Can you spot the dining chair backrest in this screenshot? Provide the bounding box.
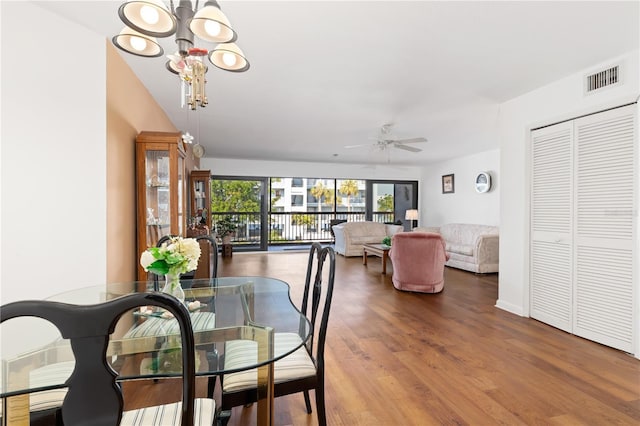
[195,235,219,279]
[301,244,336,374]
[0,293,197,426]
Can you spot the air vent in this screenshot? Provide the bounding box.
[585,65,620,93]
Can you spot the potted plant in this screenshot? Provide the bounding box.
[215,216,237,244]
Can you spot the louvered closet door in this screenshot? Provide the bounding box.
[574,104,636,352]
[530,121,574,332]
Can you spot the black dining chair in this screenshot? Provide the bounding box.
[0,292,217,425]
[217,243,336,426]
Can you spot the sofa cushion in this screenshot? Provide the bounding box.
[351,236,381,245]
[346,222,387,238]
[447,243,474,256]
[440,223,498,245]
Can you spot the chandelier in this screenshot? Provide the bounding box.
[112,0,249,110]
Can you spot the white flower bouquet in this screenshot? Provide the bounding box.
[140,236,201,276]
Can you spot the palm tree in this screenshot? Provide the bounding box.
[310,182,332,212]
[339,180,359,212]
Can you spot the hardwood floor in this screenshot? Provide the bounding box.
[123,250,640,425]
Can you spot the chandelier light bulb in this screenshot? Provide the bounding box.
[140,5,160,24]
[130,35,148,51]
[222,52,237,67]
[209,43,249,72]
[204,20,222,37]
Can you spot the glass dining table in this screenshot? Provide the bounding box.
[1,276,310,426]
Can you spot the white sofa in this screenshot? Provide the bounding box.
[333,222,403,257]
[413,223,499,273]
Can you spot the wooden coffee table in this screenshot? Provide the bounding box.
[363,243,391,274]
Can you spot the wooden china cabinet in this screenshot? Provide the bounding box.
[136,131,187,280]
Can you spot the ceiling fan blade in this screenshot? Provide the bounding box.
[344,143,372,149]
[394,137,427,144]
[394,144,422,153]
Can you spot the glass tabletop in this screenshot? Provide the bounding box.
[1,276,310,397]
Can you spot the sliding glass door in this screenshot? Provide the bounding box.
[210,177,268,251]
[368,181,418,231]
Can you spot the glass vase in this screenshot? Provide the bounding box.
[162,273,185,304]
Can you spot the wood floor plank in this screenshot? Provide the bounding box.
[122,250,640,425]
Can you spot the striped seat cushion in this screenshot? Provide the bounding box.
[0,391,68,418]
[0,361,73,417]
[121,398,216,425]
[27,360,74,412]
[123,312,216,339]
[222,332,316,393]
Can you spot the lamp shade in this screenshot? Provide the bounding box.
[405,209,419,221]
[209,43,250,72]
[112,27,164,57]
[189,1,237,43]
[118,0,177,38]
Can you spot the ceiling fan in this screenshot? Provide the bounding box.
[345,123,428,153]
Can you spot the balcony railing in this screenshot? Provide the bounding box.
[211,211,396,245]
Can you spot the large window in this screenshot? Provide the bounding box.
[211,176,417,249]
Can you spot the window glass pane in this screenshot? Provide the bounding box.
[336,179,366,220]
[210,179,263,245]
[306,178,334,212]
[373,183,394,222]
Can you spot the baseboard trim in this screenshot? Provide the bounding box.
[495,299,525,317]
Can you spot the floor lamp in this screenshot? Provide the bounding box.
[405,209,419,229]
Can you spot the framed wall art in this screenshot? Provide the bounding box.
[442,174,454,194]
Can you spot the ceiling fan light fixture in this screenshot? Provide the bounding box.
[209,43,250,72]
[118,0,177,37]
[189,0,237,43]
[112,26,164,57]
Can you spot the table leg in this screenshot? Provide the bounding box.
[256,363,274,426]
[255,326,274,426]
[382,251,388,275]
[363,249,368,265]
[3,366,30,426]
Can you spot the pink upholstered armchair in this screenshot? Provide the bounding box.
[388,232,449,293]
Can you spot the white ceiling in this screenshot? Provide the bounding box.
[38,1,639,166]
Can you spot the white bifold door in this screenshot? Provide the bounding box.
[530,103,637,353]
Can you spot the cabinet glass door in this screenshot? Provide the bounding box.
[145,150,171,247]
[178,155,184,236]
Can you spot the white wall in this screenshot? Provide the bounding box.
[420,149,500,227]
[1,2,107,304]
[497,51,639,324]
